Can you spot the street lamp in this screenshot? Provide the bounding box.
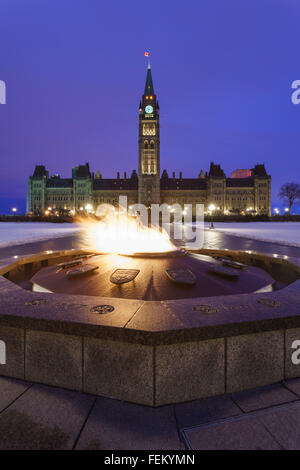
[11,207,17,215]
[208,204,216,229]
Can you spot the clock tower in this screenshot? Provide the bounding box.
[138,62,160,206]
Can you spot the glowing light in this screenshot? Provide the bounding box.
[85,204,93,212]
[79,211,176,255]
[273,253,288,259]
[12,207,17,213]
[208,204,216,212]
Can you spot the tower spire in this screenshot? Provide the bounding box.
[144,63,154,96]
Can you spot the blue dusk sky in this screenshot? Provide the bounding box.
[0,0,300,214]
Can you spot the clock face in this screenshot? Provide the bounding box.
[145,105,153,114]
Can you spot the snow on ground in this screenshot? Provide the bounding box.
[203,222,300,247]
[0,222,81,248]
[1,221,300,250]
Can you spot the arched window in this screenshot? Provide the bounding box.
[150,140,155,149]
[144,140,149,149]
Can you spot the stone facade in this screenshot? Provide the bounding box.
[26,66,271,216]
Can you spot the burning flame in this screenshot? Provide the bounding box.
[79,211,176,255]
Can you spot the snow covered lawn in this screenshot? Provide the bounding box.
[204,222,300,247]
[1,221,299,250]
[0,222,81,247]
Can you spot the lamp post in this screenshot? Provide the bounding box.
[11,207,17,216]
[208,204,216,229]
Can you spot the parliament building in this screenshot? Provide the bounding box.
[27,64,271,216]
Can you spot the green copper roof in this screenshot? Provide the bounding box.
[144,65,154,96]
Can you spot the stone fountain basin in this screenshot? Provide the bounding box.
[30,252,275,300]
[0,248,300,406]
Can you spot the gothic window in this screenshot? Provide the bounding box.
[142,137,157,175]
[142,148,157,175]
[143,124,156,136]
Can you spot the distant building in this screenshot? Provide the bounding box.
[27,64,271,216]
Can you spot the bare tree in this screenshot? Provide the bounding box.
[278,183,300,214]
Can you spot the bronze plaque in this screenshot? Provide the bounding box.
[209,265,239,279]
[57,259,83,270]
[67,264,99,278]
[166,269,196,285]
[222,259,247,270]
[110,269,140,284]
[258,298,282,308]
[193,305,217,314]
[25,299,48,306]
[91,305,115,314]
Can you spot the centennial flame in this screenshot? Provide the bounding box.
[79,211,176,255]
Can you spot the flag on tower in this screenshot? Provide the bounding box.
[144,51,150,57]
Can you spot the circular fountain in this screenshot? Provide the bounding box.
[29,213,275,300]
[30,250,275,300]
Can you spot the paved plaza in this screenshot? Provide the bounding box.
[1,376,300,449]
